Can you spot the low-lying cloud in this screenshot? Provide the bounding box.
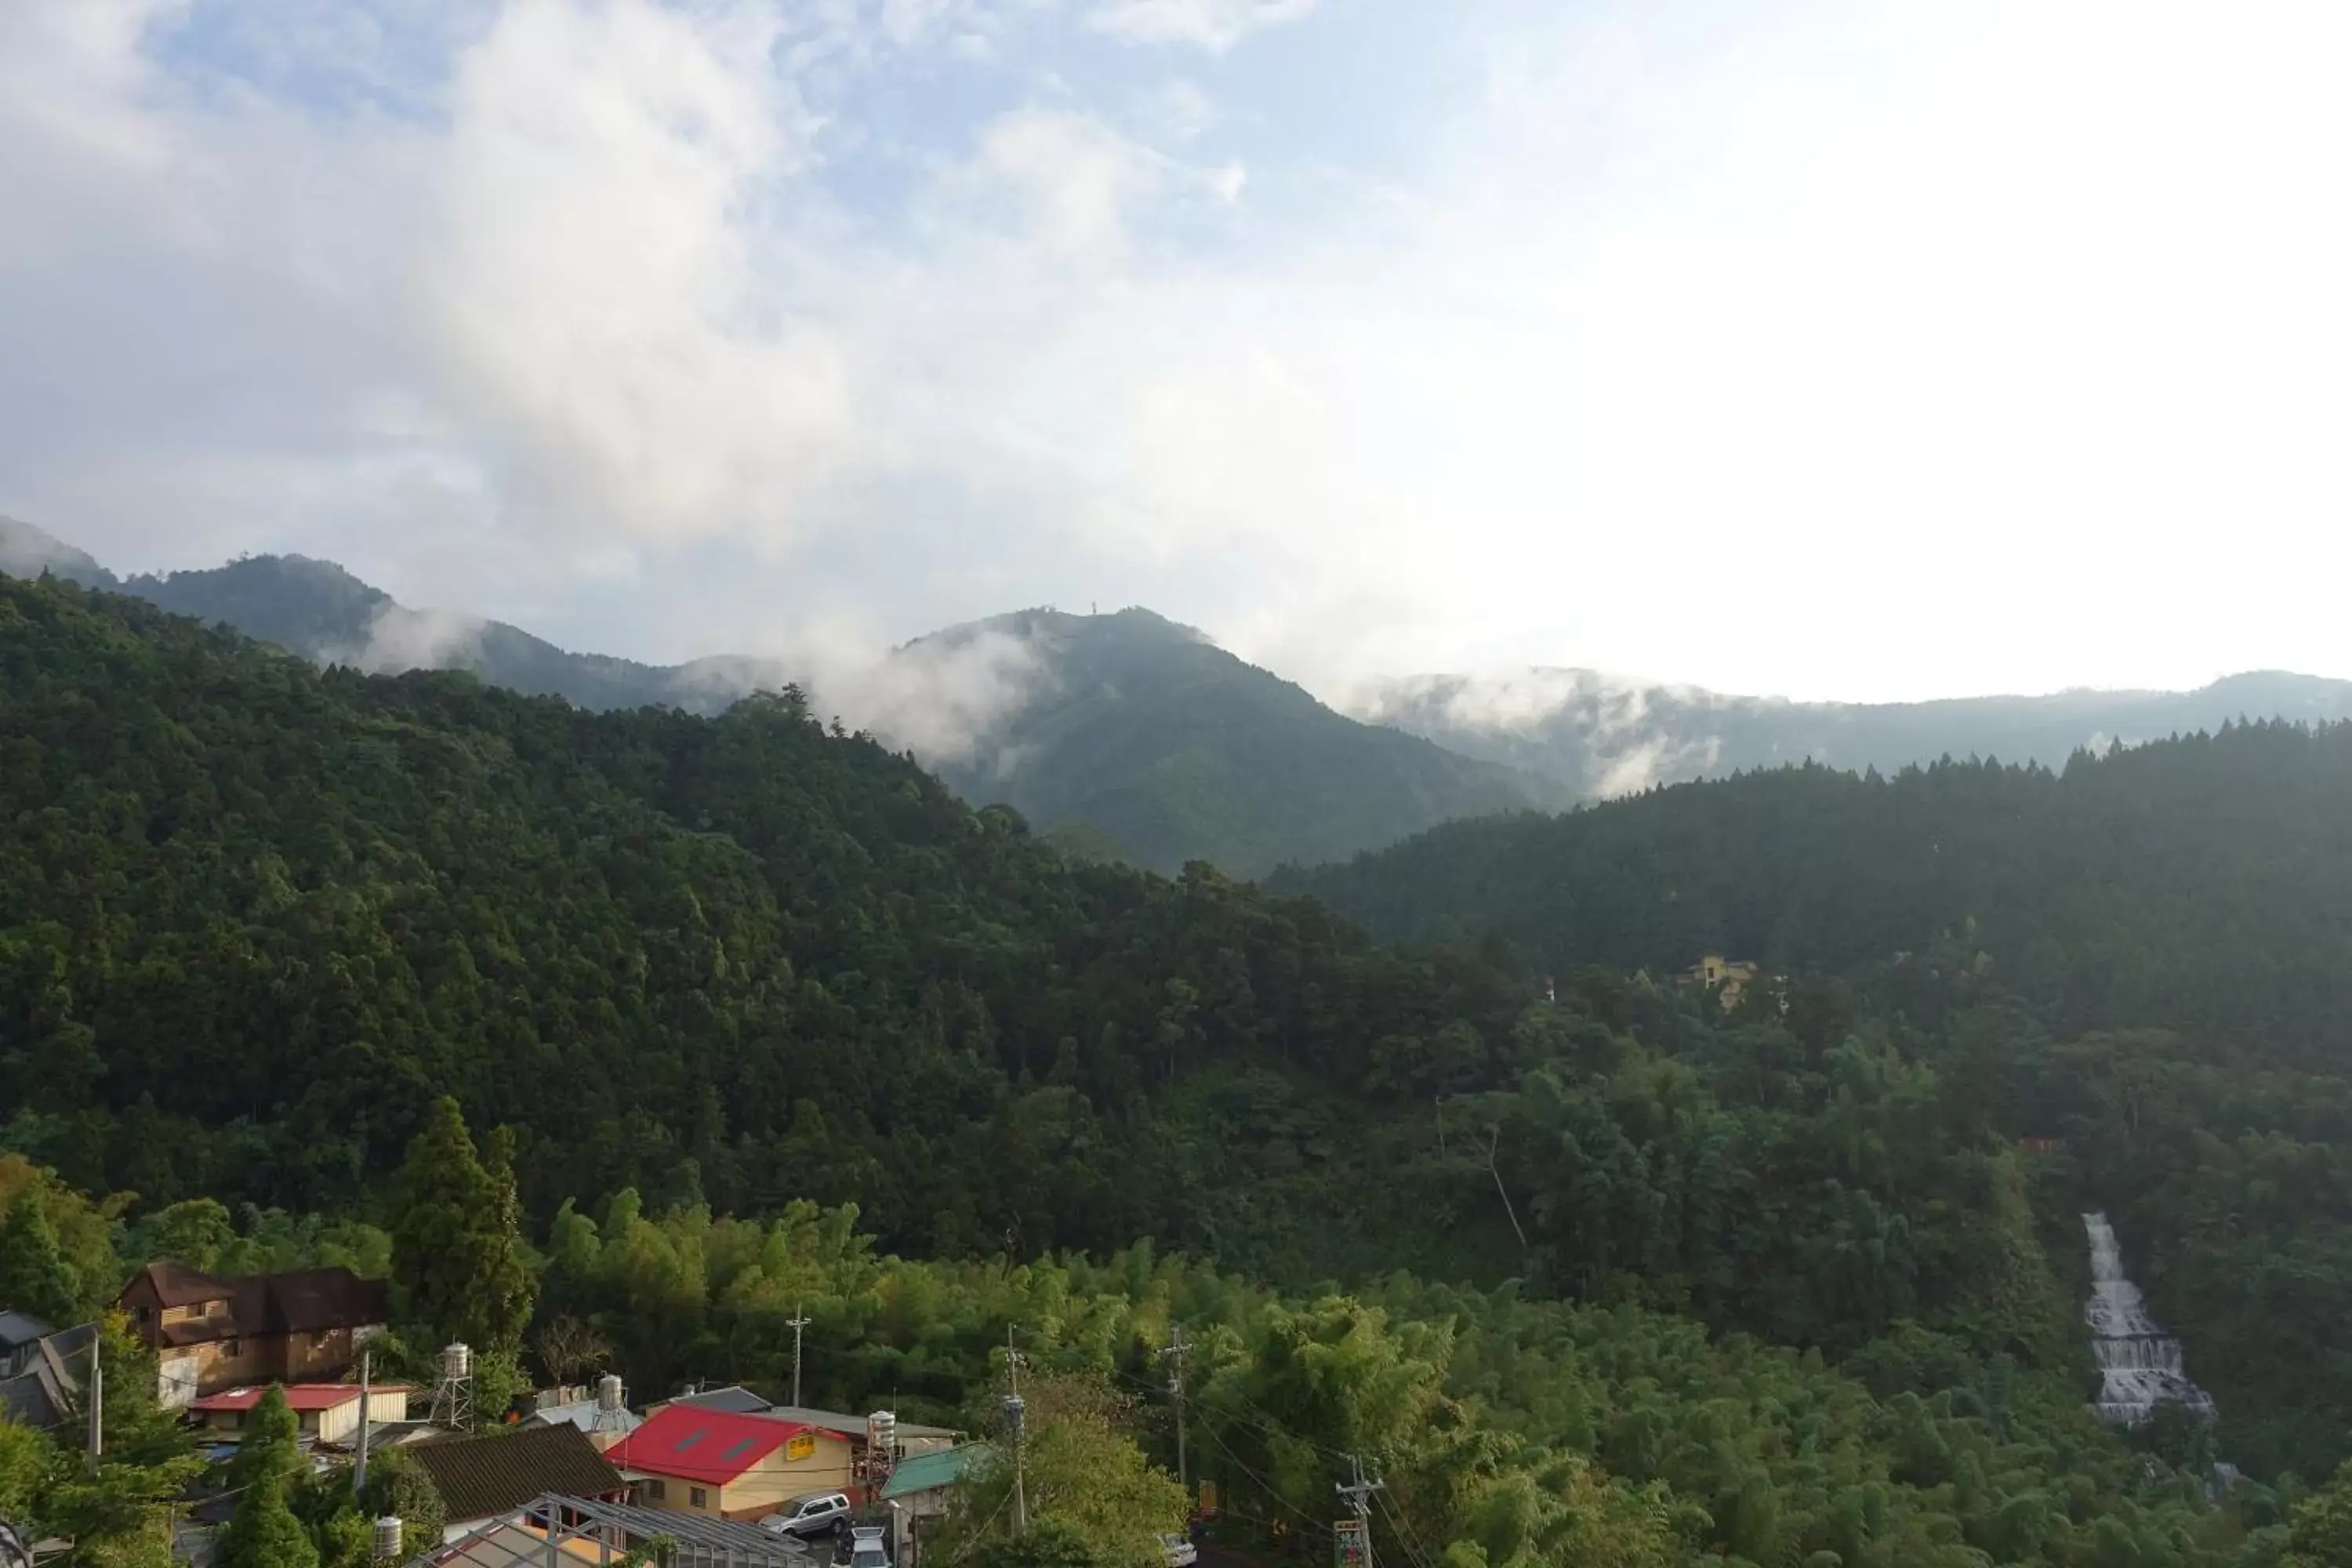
[3,0,2349,704]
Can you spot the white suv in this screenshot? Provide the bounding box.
[760,1494,852,1539]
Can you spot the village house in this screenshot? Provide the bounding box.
[878,1446,988,1568]
[187,1383,412,1446]
[605,1404,858,1522]
[0,1319,96,1432]
[116,1261,388,1406]
[655,1388,961,1461]
[408,1424,630,1543]
[1679,954,1761,1010]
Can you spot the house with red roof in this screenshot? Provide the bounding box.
[189,1382,412,1446]
[605,1403,855,1521]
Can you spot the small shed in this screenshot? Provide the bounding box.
[189,1383,412,1446]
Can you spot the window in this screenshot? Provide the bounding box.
[225,1338,242,1357]
[689,1488,708,1510]
[646,1480,666,1501]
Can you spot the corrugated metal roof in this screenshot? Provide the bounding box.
[420,1494,814,1568]
[608,1406,841,1486]
[194,1382,414,1413]
[526,1399,642,1437]
[410,1425,627,1523]
[880,1445,987,1501]
[0,1312,56,1350]
[657,1385,772,1415]
[765,1406,960,1441]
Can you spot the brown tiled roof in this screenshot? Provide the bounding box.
[261,1269,388,1333]
[125,1264,387,1348]
[410,1423,627,1523]
[136,1261,231,1308]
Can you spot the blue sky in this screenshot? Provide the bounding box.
[2,0,2347,706]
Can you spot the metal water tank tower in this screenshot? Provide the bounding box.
[372,1516,404,1563]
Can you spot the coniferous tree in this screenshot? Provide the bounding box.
[0,1188,81,1324]
[390,1099,535,1353]
[226,1386,300,1496]
[215,1471,319,1568]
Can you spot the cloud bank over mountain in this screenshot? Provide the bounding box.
[2,0,2348,705]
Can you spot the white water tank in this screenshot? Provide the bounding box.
[441,1343,472,1380]
[597,1374,624,1413]
[373,1517,403,1562]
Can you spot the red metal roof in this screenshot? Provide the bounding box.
[192,1383,412,1413]
[606,1404,844,1486]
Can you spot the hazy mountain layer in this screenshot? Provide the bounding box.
[0,524,1553,873]
[1354,666,2352,795]
[17,515,2352,873]
[906,607,1564,874]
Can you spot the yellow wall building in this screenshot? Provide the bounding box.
[608,1404,858,1521]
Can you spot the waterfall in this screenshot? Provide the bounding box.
[2083,1210,2216,1425]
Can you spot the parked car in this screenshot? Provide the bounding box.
[760,1494,853,1539]
[848,1526,890,1568]
[1160,1534,1198,1567]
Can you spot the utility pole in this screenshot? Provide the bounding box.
[355,1349,372,1494]
[786,1305,812,1409]
[1336,1455,1383,1568]
[1160,1327,1191,1496]
[86,1332,103,1461]
[1004,1326,1029,1539]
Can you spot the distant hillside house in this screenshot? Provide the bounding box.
[607,1404,857,1521]
[1680,954,1760,1010]
[189,1383,412,1446]
[115,1261,389,1406]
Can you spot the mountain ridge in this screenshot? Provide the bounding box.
[13,514,2352,873]
[1352,662,2352,797]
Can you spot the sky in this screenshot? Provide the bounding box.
[2,0,2347,705]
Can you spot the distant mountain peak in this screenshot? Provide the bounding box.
[905,604,1213,655]
[0,517,114,587]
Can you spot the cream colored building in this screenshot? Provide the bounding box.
[608,1404,858,1521]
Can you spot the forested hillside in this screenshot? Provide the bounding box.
[916,608,1559,873]
[2,524,1558,873]
[1274,734,2352,1055]
[11,577,2352,1563]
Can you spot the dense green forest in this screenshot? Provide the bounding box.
[9,1142,2352,1568]
[10,576,2352,1563]
[1272,735,2352,1055]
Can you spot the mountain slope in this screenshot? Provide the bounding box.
[115,552,778,713]
[911,608,1564,873]
[1273,724,2352,1054]
[0,516,114,587]
[0,530,1553,873]
[1356,666,2352,796]
[20,576,2352,1494]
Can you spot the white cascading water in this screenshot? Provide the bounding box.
[2083,1210,2216,1425]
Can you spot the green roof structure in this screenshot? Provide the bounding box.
[880,1444,989,1501]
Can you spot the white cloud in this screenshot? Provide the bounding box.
[416,0,858,547]
[2,0,2349,709]
[1083,0,1318,53]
